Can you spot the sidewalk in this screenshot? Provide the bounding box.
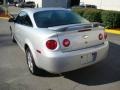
[0,17,9,20]
[0,6,22,20]
[8,6,21,15]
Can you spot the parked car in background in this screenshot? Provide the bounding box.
[72,4,97,9]
[8,3,16,6]
[74,2,97,9]
[80,4,97,9]
[9,8,109,75]
[18,1,35,8]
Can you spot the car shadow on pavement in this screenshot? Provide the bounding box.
[0,34,16,48]
[63,42,120,85]
[35,69,60,77]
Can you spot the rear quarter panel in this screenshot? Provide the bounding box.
[22,27,58,67]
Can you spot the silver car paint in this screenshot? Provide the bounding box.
[10,8,109,73]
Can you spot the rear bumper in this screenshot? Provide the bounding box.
[36,41,109,74]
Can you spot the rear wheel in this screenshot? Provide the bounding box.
[26,48,39,75]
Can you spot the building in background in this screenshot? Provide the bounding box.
[81,0,120,11]
[25,0,80,8]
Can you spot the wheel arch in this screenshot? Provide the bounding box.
[24,40,38,66]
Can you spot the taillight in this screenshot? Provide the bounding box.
[63,39,70,47]
[98,33,103,40]
[46,40,57,50]
[104,32,107,40]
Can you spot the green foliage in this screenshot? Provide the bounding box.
[72,7,102,22]
[83,9,102,22]
[101,10,120,29]
[72,7,120,29]
[72,7,87,16]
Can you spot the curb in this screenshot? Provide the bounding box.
[0,13,13,20]
[105,29,120,35]
[0,17,9,20]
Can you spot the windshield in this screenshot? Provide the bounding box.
[34,10,90,28]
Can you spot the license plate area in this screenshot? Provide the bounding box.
[81,52,97,65]
[87,52,97,63]
[92,52,97,61]
[80,55,88,65]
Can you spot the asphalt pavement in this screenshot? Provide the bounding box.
[0,20,120,90]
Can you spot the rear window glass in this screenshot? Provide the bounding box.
[34,10,90,28]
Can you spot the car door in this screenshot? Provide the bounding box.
[14,11,33,49]
[19,13,34,48]
[14,12,25,47]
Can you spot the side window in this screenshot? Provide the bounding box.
[24,15,33,27]
[15,14,23,24]
[15,12,33,27]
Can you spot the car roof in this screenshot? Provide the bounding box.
[21,8,68,15]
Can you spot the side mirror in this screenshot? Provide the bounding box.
[8,18,15,22]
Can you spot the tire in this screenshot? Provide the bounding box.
[26,48,39,75]
[10,27,16,43]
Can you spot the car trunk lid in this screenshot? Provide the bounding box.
[48,24,105,52]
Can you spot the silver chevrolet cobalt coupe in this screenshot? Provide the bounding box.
[9,8,109,75]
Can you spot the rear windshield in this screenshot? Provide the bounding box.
[34,10,90,28]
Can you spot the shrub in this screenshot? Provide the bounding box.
[72,7,88,16]
[72,7,102,23]
[72,7,120,29]
[101,10,120,29]
[83,9,102,22]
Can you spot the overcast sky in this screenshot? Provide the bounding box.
[81,0,120,11]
